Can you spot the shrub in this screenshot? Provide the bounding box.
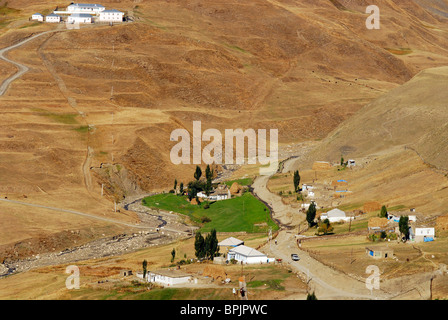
[201,216,211,223]
[388,232,398,240]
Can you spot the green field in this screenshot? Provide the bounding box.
[142,192,278,233]
[224,177,253,187]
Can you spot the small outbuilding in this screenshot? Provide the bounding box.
[31,13,44,21]
[120,270,133,277]
[366,246,394,259]
[412,227,435,243]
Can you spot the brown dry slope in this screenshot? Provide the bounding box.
[3,0,447,192]
[0,0,447,263]
[303,66,448,172]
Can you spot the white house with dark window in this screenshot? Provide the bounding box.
[68,13,93,24]
[99,9,124,22]
[31,13,44,21]
[46,14,61,23]
[67,3,105,15]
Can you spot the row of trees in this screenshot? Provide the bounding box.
[194,229,219,260]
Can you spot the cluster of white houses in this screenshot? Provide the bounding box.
[31,3,124,24]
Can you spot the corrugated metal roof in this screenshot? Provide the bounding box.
[68,3,105,8]
[325,208,346,218]
[218,237,244,247]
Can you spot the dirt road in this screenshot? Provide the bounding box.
[253,155,391,300]
[0,198,191,234]
[0,30,61,96]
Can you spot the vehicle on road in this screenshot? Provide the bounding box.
[291,254,300,261]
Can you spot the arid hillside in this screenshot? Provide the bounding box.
[302,66,448,172]
[1,0,448,192]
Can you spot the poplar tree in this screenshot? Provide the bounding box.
[293,170,301,193]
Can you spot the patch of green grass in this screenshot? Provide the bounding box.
[247,279,285,291]
[142,192,278,233]
[73,125,89,133]
[224,177,253,187]
[33,109,79,125]
[388,205,407,211]
[337,202,363,212]
[331,219,368,234]
[224,43,248,54]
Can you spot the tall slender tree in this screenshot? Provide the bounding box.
[293,170,301,193]
[204,228,219,259]
[142,259,148,279]
[179,182,184,195]
[306,202,317,227]
[379,205,388,218]
[399,216,410,241]
[194,231,205,259]
[194,166,202,181]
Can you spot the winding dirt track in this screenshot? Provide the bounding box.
[0,31,60,96]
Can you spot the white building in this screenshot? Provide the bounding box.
[227,245,273,264]
[68,13,93,24]
[347,159,356,167]
[196,191,208,199]
[46,14,61,23]
[31,13,44,21]
[208,191,230,201]
[145,270,193,286]
[67,3,105,15]
[99,9,124,22]
[321,208,352,223]
[413,228,435,243]
[302,184,314,191]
